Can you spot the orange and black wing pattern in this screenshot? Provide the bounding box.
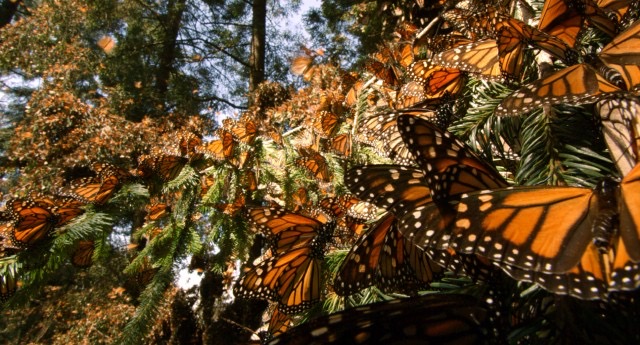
[296,148,331,182]
[334,213,443,295]
[266,294,489,345]
[399,161,640,300]
[5,198,57,248]
[235,207,336,313]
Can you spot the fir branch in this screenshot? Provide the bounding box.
[120,178,202,344]
[119,265,174,345]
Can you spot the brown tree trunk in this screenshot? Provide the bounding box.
[249,0,266,97]
[155,0,186,109]
[0,0,20,29]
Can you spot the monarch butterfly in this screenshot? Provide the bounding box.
[90,162,130,180]
[538,0,617,47]
[267,305,292,338]
[63,174,124,205]
[344,80,364,107]
[364,60,401,88]
[496,64,622,116]
[402,163,640,300]
[71,240,95,268]
[327,133,351,157]
[394,115,640,299]
[364,45,407,88]
[406,61,466,98]
[333,215,367,242]
[394,22,419,42]
[138,153,188,182]
[344,165,477,276]
[200,174,215,198]
[396,81,427,108]
[235,245,324,314]
[345,165,432,212]
[396,115,509,203]
[347,115,510,276]
[333,213,444,295]
[245,207,333,254]
[145,202,170,221]
[290,187,311,212]
[345,199,379,221]
[431,39,507,82]
[29,193,84,227]
[296,147,331,182]
[539,0,585,48]
[5,198,57,248]
[197,129,236,160]
[318,194,360,219]
[0,222,17,252]
[443,7,576,64]
[316,194,374,243]
[266,124,283,146]
[266,294,489,345]
[313,111,341,138]
[393,42,415,68]
[229,151,250,170]
[236,207,335,313]
[230,119,257,144]
[596,95,640,176]
[355,108,448,165]
[241,170,258,192]
[496,19,640,116]
[291,54,318,81]
[415,31,473,56]
[178,131,203,158]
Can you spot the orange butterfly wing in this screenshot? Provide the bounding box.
[72,240,95,267]
[7,199,56,247]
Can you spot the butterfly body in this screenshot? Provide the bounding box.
[591,177,620,250]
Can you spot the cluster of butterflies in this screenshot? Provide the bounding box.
[287,106,355,183]
[253,107,640,342]
[0,162,126,301]
[233,194,379,335]
[241,1,640,341]
[4,0,640,342]
[346,111,640,300]
[0,119,270,301]
[362,0,640,120]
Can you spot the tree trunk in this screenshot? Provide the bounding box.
[0,0,20,28]
[155,0,186,110]
[249,0,266,97]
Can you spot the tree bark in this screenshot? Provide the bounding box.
[0,0,20,29]
[155,0,186,109]
[249,0,266,98]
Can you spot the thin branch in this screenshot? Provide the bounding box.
[197,95,247,110]
[417,16,440,39]
[203,39,251,68]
